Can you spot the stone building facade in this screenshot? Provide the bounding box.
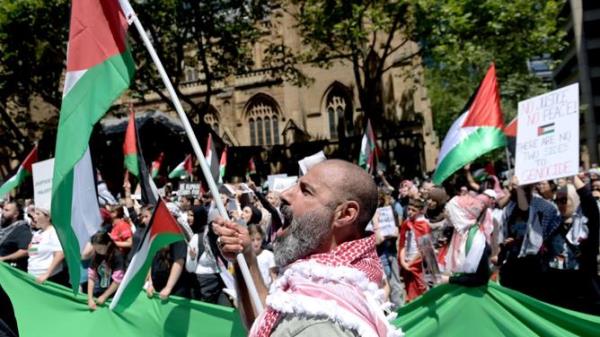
[129,7,439,174]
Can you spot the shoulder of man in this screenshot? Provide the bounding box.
[270,314,359,337]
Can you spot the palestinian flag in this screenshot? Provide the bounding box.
[0,146,38,198]
[537,122,555,136]
[247,157,257,177]
[358,119,377,174]
[205,133,220,182]
[110,198,184,311]
[504,117,518,158]
[432,64,506,185]
[122,107,157,205]
[219,146,227,184]
[51,0,135,292]
[151,152,164,178]
[168,155,193,179]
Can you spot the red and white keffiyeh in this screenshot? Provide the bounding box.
[249,235,403,337]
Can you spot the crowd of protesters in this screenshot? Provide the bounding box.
[1,160,600,336]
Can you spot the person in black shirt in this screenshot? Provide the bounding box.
[147,240,189,299]
[0,201,32,271]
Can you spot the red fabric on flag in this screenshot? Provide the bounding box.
[22,146,38,173]
[123,108,137,156]
[462,64,504,129]
[67,0,129,71]
[504,117,517,137]
[149,199,183,238]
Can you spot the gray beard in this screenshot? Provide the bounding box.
[272,206,333,268]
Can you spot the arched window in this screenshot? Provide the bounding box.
[272,117,280,144]
[264,116,272,145]
[244,94,281,146]
[323,83,354,139]
[257,117,264,145]
[249,118,256,145]
[203,108,220,134]
[328,107,337,138]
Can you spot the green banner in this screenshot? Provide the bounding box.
[392,282,600,337]
[2,261,599,337]
[0,262,245,337]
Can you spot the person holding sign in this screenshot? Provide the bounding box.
[542,174,600,314]
[498,176,561,298]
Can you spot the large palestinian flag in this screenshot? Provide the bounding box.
[0,146,38,197]
[110,198,184,312]
[51,0,135,291]
[432,64,506,185]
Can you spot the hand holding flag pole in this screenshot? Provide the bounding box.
[119,1,264,314]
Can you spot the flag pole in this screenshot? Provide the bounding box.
[122,4,264,314]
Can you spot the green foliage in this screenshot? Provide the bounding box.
[289,0,420,125]
[415,0,566,136]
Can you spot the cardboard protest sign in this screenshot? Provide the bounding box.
[365,206,397,236]
[298,151,326,175]
[515,83,579,185]
[32,158,55,211]
[272,176,298,192]
[267,174,287,191]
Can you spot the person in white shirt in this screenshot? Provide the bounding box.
[248,224,277,287]
[27,208,65,285]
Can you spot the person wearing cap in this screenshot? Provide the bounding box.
[27,208,67,286]
[398,197,431,302]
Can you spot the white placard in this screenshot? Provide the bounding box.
[376,206,398,237]
[272,176,298,192]
[267,174,287,191]
[179,182,201,197]
[515,83,579,185]
[32,158,55,211]
[298,151,327,175]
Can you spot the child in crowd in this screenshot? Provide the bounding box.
[248,225,277,287]
[87,231,125,310]
[398,197,431,302]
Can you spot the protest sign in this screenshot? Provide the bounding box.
[515,83,579,185]
[298,151,327,175]
[179,182,201,197]
[267,174,287,191]
[365,206,397,236]
[272,176,298,192]
[32,158,55,211]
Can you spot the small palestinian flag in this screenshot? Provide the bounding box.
[122,107,157,205]
[110,198,184,312]
[537,123,555,136]
[219,146,227,184]
[0,146,38,197]
[247,157,257,178]
[205,133,220,182]
[433,64,506,185]
[168,155,193,179]
[358,119,377,174]
[151,152,164,178]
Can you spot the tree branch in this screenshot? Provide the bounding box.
[381,49,421,74]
